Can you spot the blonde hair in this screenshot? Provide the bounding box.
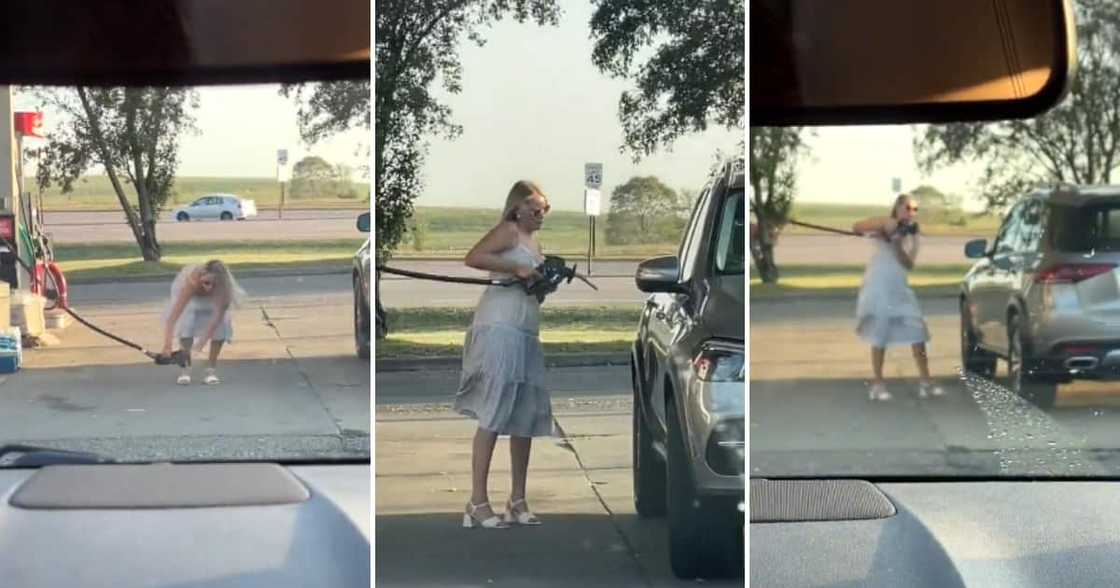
[501,180,549,221]
[890,193,914,219]
[201,259,246,308]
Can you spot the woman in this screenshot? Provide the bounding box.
[852,194,944,401]
[162,259,245,386]
[455,180,552,529]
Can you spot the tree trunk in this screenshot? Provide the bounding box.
[751,214,780,284]
[374,268,388,339]
[751,241,779,284]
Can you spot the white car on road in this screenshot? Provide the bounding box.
[172,194,258,221]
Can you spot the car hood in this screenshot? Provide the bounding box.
[702,274,744,341]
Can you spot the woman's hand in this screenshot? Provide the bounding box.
[161,342,173,356]
[513,265,542,283]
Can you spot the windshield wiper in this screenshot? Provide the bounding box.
[0,444,115,467]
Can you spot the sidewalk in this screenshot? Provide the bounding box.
[375,364,740,587]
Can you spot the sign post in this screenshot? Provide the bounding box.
[277,149,290,219]
[584,163,603,276]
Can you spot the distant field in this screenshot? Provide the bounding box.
[785,202,1000,236]
[396,205,679,257]
[31,176,369,211]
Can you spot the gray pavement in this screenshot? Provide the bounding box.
[375,365,744,587]
[750,295,1120,479]
[4,271,370,462]
[42,209,367,243]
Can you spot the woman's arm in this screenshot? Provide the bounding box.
[891,235,918,270]
[852,217,898,238]
[163,286,194,351]
[465,222,539,280]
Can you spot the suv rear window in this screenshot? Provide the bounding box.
[1049,203,1120,252]
[714,189,744,274]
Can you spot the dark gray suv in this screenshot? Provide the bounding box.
[962,185,1120,408]
[631,160,745,579]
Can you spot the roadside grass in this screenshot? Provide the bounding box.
[750,263,970,299]
[375,305,641,359]
[392,206,678,258]
[54,239,365,282]
[34,176,368,211]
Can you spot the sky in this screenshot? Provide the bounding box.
[794,125,986,211]
[13,84,368,180]
[417,2,742,213]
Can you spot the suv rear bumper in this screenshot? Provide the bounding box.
[1027,351,1120,381]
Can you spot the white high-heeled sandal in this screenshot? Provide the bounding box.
[463,501,508,529]
[503,498,541,526]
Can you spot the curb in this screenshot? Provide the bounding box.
[375,351,630,372]
[66,265,351,286]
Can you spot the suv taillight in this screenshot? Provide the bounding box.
[1036,263,1117,284]
[693,343,744,382]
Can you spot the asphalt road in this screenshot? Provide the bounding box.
[750,295,1120,479]
[41,209,367,243]
[380,260,644,307]
[6,272,371,463]
[375,365,744,587]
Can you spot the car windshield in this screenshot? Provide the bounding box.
[6,82,370,464]
[752,12,1120,479]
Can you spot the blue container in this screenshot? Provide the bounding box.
[0,327,21,373]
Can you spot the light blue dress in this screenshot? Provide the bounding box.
[164,265,234,342]
[454,243,552,437]
[856,236,929,347]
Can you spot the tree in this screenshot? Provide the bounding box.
[290,155,335,199]
[375,0,561,338]
[33,87,198,261]
[280,80,370,153]
[589,0,744,159]
[375,0,561,259]
[605,176,680,244]
[749,126,808,283]
[915,0,1120,213]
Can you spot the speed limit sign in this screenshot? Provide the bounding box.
[584,163,603,189]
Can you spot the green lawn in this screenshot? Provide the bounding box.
[54,239,365,282]
[376,305,640,359]
[34,176,369,211]
[396,206,679,258]
[750,263,970,299]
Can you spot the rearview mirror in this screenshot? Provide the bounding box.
[635,256,685,294]
[965,239,989,259]
[751,0,1075,125]
[357,212,370,233]
[0,0,369,86]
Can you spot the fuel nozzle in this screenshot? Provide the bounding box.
[149,349,190,368]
